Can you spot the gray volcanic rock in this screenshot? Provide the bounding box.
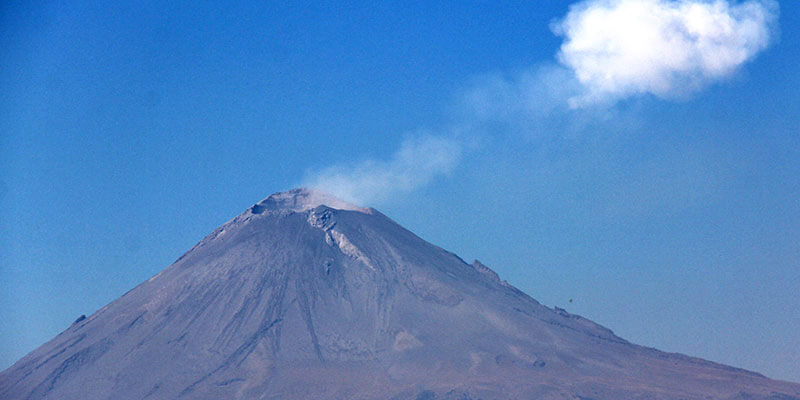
[1,188,799,399]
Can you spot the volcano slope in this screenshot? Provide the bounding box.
[1,188,799,400]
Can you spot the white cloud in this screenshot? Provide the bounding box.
[553,0,777,107]
[301,0,779,205]
[302,135,462,205]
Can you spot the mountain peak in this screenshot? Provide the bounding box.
[253,187,371,214]
[3,188,799,400]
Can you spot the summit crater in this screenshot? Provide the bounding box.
[249,188,372,215]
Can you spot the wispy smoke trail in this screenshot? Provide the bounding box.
[302,135,463,205]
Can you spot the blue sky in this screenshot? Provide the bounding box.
[2,0,799,382]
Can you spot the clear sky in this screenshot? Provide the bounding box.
[2,0,798,382]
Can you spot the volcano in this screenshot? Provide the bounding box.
[2,188,798,399]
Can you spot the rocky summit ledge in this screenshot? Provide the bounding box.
[250,188,372,214]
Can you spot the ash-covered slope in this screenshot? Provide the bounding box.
[1,188,798,400]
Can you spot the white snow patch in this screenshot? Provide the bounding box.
[469,352,485,374]
[329,230,375,271]
[393,331,423,352]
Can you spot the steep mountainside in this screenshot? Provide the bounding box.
[2,188,799,399]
